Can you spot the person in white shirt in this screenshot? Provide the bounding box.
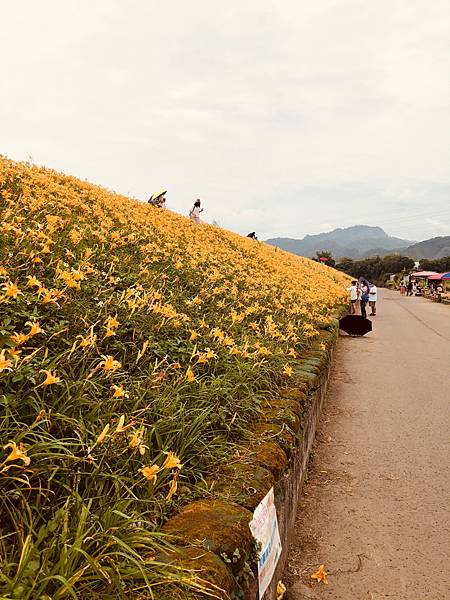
[189,199,203,224]
[347,280,358,314]
[369,284,378,316]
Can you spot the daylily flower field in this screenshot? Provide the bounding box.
[0,156,348,598]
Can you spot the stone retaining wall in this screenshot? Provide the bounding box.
[160,319,339,600]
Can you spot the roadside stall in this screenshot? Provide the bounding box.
[427,272,450,304]
[409,271,439,297]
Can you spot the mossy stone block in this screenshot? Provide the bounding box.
[252,440,288,479]
[278,387,307,404]
[261,407,301,433]
[162,500,254,561]
[212,463,275,511]
[262,397,303,417]
[155,546,235,599]
[252,422,296,451]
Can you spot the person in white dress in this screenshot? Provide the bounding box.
[189,199,203,224]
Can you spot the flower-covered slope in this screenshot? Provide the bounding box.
[0,156,348,598]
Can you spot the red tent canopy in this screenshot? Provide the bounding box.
[428,272,450,280]
[412,271,439,277]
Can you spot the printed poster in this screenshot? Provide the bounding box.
[249,487,282,599]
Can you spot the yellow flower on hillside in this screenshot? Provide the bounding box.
[6,347,21,364]
[166,473,179,501]
[40,369,61,385]
[2,281,21,299]
[136,340,149,363]
[0,350,13,373]
[140,464,159,483]
[114,415,133,434]
[26,321,45,337]
[95,424,110,445]
[162,451,183,470]
[26,275,41,288]
[185,366,196,382]
[111,385,129,399]
[3,441,31,466]
[128,429,148,455]
[282,365,294,377]
[105,315,120,330]
[101,355,122,372]
[10,332,29,346]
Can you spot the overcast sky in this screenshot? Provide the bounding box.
[1,0,449,242]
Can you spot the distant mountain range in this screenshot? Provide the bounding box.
[266,226,450,260]
[266,226,415,260]
[402,236,450,260]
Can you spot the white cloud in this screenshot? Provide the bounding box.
[1,0,449,241]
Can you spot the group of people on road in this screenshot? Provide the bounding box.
[347,279,377,318]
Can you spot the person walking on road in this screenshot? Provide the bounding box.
[347,280,358,314]
[369,283,377,316]
[189,199,203,224]
[407,280,413,296]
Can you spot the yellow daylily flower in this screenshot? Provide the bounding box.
[3,441,31,466]
[26,275,41,288]
[128,429,148,455]
[101,355,122,372]
[282,365,294,377]
[185,366,196,382]
[162,451,183,470]
[0,350,13,373]
[26,321,45,337]
[3,281,21,298]
[10,332,29,346]
[140,464,160,483]
[166,473,179,501]
[114,415,133,434]
[95,424,110,445]
[111,385,129,398]
[40,369,61,385]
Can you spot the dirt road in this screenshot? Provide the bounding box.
[284,288,450,600]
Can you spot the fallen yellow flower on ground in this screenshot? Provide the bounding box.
[276,580,286,599]
[311,564,328,585]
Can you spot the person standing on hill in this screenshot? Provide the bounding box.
[347,280,358,314]
[369,283,378,316]
[189,199,203,224]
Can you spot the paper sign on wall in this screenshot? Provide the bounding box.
[249,487,282,599]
